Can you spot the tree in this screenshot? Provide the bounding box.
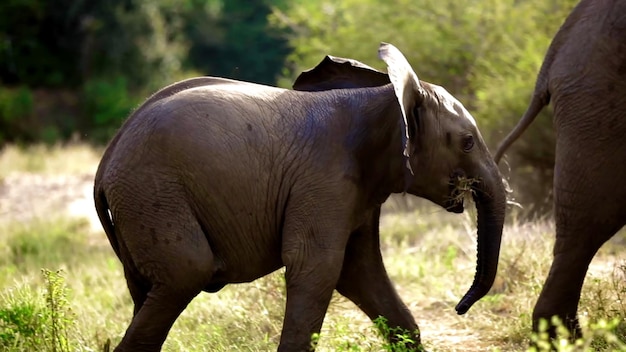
[185,0,290,85]
[0,0,292,144]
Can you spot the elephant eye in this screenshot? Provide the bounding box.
[462,135,474,152]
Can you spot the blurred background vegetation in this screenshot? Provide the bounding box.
[0,0,578,213]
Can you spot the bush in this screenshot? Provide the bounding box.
[0,294,41,350]
[0,86,34,145]
[82,76,138,143]
[0,270,77,352]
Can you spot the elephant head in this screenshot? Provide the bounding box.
[294,43,506,314]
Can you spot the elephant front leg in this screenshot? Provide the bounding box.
[279,247,345,351]
[335,208,422,350]
[278,211,351,351]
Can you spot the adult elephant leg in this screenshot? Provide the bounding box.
[278,205,351,351]
[533,137,626,339]
[335,207,420,347]
[532,234,603,338]
[532,213,622,340]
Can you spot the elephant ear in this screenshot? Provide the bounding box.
[378,42,426,176]
[293,55,390,91]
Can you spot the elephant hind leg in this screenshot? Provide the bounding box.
[115,240,214,350]
[113,208,216,351]
[115,240,152,316]
[534,143,626,339]
[533,199,625,339]
[126,267,151,316]
[532,238,597,338]
[114,284,198,352]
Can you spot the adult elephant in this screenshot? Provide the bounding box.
[94,42,506,351]
[495,0,626,339]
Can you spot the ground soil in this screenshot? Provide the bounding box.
[0,171,101,231]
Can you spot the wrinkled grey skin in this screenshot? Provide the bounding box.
[495,0,626,339]
[94,43,506,352]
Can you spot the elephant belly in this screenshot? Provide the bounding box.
[194,205,286,285]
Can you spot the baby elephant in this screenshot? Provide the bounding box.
[94,42,506,351]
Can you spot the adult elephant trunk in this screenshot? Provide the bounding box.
[455,167,506,315]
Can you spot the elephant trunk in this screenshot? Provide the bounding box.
[455,167,506,315]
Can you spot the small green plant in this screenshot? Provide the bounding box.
[0,270,77,352]
[530,317,573,352]
[42,269,76,352]
[0,287,43,350]
[310,332,320,350]
[374,316,424,352]
[530,316,626,352]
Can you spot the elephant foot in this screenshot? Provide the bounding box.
[531,315,582,351]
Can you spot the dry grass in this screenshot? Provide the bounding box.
[449,176,479,205]
[0,143,101,179]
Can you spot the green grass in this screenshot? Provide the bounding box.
[1,145,626,351]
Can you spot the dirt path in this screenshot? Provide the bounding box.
[0,171,101,232]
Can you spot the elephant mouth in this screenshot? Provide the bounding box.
[445,196,465,213]
[446,170,479,214]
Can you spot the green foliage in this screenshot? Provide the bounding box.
[0,270,77,352]
[41,269,75,352]
[0,0,191,90]
[0,87,33,123]
[0,86,33,145]
[82,76,138,142]
[0,285,44,350]
[87,0,192,92]
[185,0,290,85]
[0,0,79,87]
[271,0,577,124]
[0,0,290,144]
[530,316,626,352]
[374,316,423,352]
[311,315,424,351]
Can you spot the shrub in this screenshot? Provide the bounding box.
[0,86,34,145]
[82,76,137,142]
[0,270,77,352]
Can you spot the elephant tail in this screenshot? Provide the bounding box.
[494,81,550,163]
[94,185,121,259]
[494,6,585,164]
